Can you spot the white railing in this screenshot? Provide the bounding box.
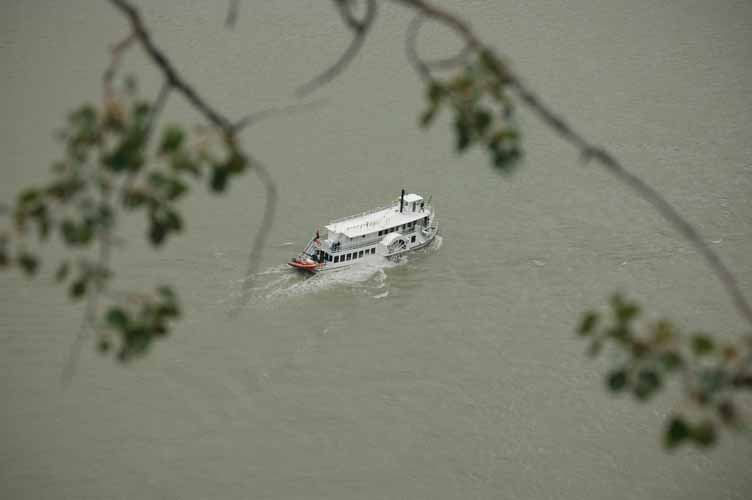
[327,192,433,225]
[327,200,399,225]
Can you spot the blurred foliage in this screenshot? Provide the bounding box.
[419,50,521,173]
[0,78,248,362]
[578,294,751,449]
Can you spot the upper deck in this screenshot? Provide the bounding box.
[325,193,431,239]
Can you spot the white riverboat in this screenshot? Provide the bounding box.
[288,190,438,273]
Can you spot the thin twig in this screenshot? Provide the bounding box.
[230,158,278,316]
[225,0,240,29]
[62,200,114,385]
[232,97,328,132]
[405,14,471,81]
[142,80,171,142]
[296,0,377,97]
[109,0,233,131]
[103,32,136,101]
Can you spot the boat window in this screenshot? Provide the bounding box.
[346,254,351,261]
[411,235,416,243]
[358,250,364,258]
[334,256,339,263]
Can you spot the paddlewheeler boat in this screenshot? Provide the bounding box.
[288,190,438,273]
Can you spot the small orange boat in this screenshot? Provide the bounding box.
[287,257,319,273]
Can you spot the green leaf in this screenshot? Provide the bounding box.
[157,285,176,300]
[691,334,714,357]
[607,369,628,393]
[148,221,167,247]
[164,209,183,232]
[97,338,111,353]
[159,125,185,154]
[717,400,736,425]
[658,351,683,372]
[18,188,42,207]
[170,153,201,177]
[474,109,492,135]
[426,81,446,105]
[454,117,471,152]
[420,105,439,128]
[634,369,661,400]
[55,261,70,282]
[210,166,230,193]
[577,311,599,336]
[165,178,188,201]
[224,151,247,173]
[653,320,676,344]
[105,133,145,172]
[691,421,717,448]
[106,308,129,331]
[122,188,149,209]
[69,278,87,299]
[18,252,39,276]
[665,416,690,449]
[611,294,640,323]
[586,339,603,358]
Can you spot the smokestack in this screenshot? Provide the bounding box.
[400,189,405,213]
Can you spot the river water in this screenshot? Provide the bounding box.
[1,1,751,499]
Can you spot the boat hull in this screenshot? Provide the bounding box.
[295,230,437,274]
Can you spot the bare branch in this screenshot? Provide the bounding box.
[142,80,171,142]
[62,198,114,385]
[109,0,233,131]
[103,32,135,101]
[232,97,329,132]
[508,77,752,328]
[295,0,377,97]
[226,0,240,29]
[230,157,278,316]
[405,14,472,81]
[393,0,480,48]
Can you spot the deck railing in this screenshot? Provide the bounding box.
[327,192,433,225]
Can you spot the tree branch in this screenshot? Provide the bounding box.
[296,0,377,97]
[225,0,240,29]
[108,0,278,314]
[109,0,233,131]
[405,13,472,81]
[232,97,329,132]
[394,0,752,329]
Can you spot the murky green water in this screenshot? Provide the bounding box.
[1,1,751,498]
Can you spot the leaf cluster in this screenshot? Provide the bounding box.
[1,78,249,363]
[578,295,751,449]
[102,286,180,362]
[419,49,521,173]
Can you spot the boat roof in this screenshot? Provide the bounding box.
[325,198,429,238]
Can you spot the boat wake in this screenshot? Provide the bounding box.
[224,235,442,308]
